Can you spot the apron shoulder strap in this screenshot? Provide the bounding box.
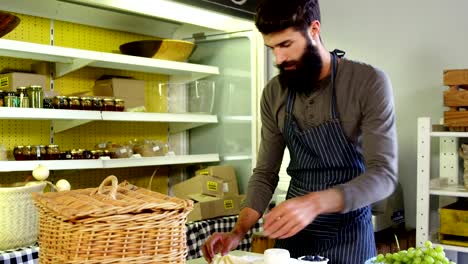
[332,49,346,58]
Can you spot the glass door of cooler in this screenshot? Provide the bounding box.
[186,30,261,194]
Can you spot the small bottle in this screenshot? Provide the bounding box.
[114,99,125,111]
[68,96,81,110]
[102,98,115,111]
[81,97,93,110]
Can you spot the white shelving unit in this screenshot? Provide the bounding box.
[0,154,220,172]
[417,117,468,257]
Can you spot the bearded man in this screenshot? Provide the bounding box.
[202,0,398,263]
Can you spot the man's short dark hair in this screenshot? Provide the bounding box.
[255,0,321,34]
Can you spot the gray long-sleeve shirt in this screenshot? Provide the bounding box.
[243,57,398,214]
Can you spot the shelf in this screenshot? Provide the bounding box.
[0,39,219,80]
[0,108,101,120]
[103,154,219,168]
[222,116,252,124]
[0,154,219,172]
[222,154,252,161]
[101,112,218,134]
[431,124,468,137]
[430,183,468,197]
[0,108,218,133]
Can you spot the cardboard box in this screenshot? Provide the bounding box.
[187,194,245,222]
[196,165,239,196]
[0,72,47,91]
[173,174,224,200]
[93,78,145,109]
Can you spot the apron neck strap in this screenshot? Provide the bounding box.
[330,49,344,119]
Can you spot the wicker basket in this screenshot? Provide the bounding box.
[32,175,193,264]
[0,182,46,250]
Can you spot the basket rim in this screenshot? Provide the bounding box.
[0,181,46,193]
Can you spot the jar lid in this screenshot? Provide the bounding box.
[15,145,24,148]
[54,95,68,99]
[68,96,80,100]
[47,144,59,147]
[16,86,27,91]
[92,97,102,100]
[81,96,92,100]
[37,145,47,147]
[29,85,43,90]
[103,98,114,102]
[24,145,32,148]
[114,99,124,102]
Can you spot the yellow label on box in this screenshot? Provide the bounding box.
[207,181,218,191]
[224,199,234,209]
[0,77,8,88]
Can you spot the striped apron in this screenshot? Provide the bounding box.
[275,51,376,264]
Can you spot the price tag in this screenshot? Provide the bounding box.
[153,146,160,152]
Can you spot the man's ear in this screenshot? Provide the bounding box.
[308,20,321,43]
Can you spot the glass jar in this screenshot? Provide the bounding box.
[68,96,81,110]
[114,99,125,112]
[53,96,69,109]
[16,87,29,108]
[71,149,83,159]
[92,97,103,111]
[43,97,53,109]
[90,150,100,159]
[31,145,47,160]
[81,97,93,110]
[23,145,32,160]
[60,150,72,160]
[46,144,60,160]
[102,98,115,111]
[4,92,18,107]
[13,146,24,161]
[0,90,4,107]
[26,85,44,108]
[82,149,92,159]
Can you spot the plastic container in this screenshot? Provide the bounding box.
[298,255,329,263]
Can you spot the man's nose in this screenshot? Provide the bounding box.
[273,49,287,65]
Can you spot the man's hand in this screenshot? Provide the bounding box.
[201,232,244,263]
[263,188,344,239]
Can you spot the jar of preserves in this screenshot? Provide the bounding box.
[82,149,92,159]
[23,145,32,160]
[90,150,100,159]
[92,97,103,111]
[59,150,72,160]
[13,145,24,160]
[80,97,93,110]
[26,85,44,108]
[102,98,115,111]
[0,90,4,107]
[46,144,60,160]
[16,87,29,108]
[4,92,18,107]
[71,149,83,159]
[43,97,53,109]
[31,145,47,160]
[114,99,125,112]
[68,96,81,110]
[53,96,69,109]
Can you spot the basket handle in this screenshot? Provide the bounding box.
[93,175,118,200]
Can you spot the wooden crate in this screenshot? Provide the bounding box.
[443,69,468,130]
[439,200,468,247]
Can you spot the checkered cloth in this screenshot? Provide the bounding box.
[186,215,263,260]
[0,216,262,263]
[0,245,38,264]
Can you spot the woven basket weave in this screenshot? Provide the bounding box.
[0,182,46,250]
[32,175,193,264]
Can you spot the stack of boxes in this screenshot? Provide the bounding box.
[173,165,245,222]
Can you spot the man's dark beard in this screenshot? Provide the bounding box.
[277,41,323,94]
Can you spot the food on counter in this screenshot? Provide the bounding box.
[370,241,455,264]
[211,254,251,264]
[298,255,329,263]
[55,179,71,191]
[32,164,49,181]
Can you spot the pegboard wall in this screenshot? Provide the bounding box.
[0,11,172,192]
